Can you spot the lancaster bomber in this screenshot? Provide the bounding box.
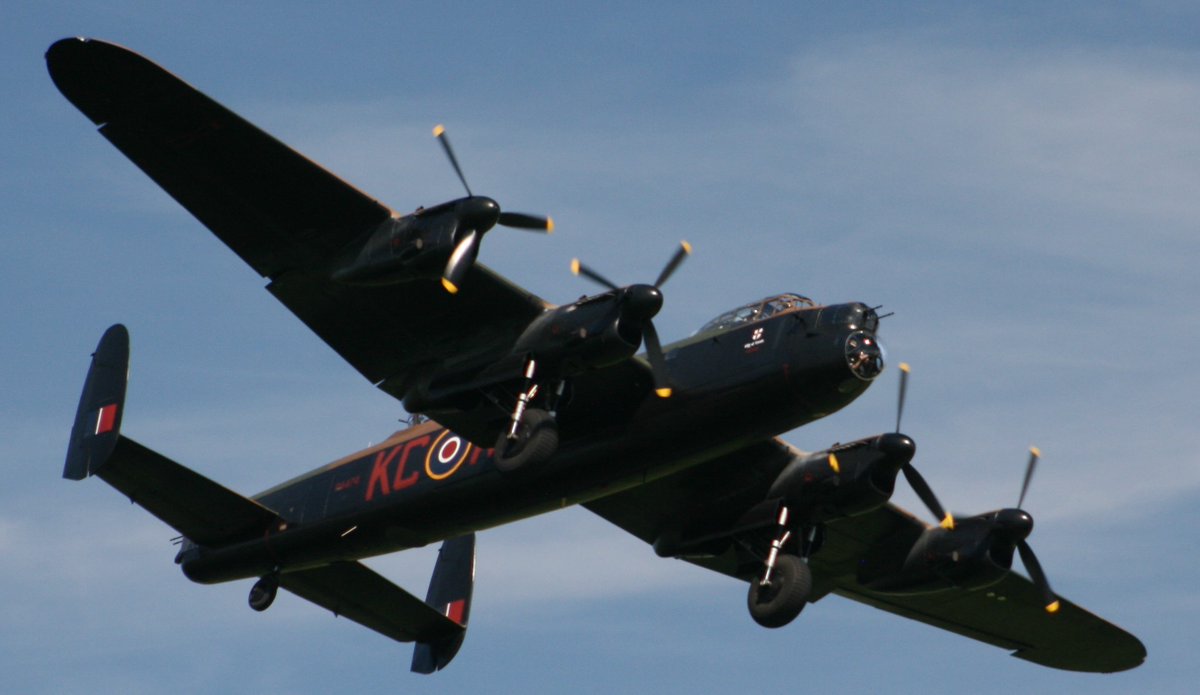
[50,37,1145,674]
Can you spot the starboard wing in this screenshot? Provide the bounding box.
[584,439,1145,673]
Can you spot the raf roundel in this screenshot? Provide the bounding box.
[425,430,471,480]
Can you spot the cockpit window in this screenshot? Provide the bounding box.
[696,293,815,335]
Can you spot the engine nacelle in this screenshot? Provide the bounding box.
[767,433,915,522]
[856,512,1015,595]
[511,294,641,374]
[330,212,458,286]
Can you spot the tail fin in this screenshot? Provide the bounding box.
[65,324,129,480]
[411,533,476,674]
[64,324,279,546]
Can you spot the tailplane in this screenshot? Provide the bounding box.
[64,324,279,545]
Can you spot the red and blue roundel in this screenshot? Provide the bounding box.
[425,430,471,480]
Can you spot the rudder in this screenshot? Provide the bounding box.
[65,324,129,480]
[411,533,476,674]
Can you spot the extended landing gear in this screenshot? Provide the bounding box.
[746,505,813,628]
[748,555,811,628]
[495,357,560,473]
[249,573,279,612]
[495,408,558,473]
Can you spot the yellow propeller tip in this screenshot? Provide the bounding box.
[1030,446,1041,457]
[828,453,840,474]
[655,388,673,398]
[433,124,446,137]
[940,514,955,530]
[546,218,555,233]
[1046,601,1061,614]
[900,362,911,373]
[681,240,693,254]
[570,259,581,275]
[441,278,459,294]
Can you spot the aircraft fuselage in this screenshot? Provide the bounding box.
[179,300,882,584]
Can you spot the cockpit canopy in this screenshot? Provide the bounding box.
[697,293,815,336]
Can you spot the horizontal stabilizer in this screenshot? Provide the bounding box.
[412,534,476,674]
[66,324,278,545]
[280,561,466,646]
[65,324,129,480]
[95,436,279,546]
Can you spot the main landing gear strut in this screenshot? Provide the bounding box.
[747,505,814,628]
[494,357,560,473]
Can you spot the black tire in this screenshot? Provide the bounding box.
[747,554,811,628]
[249,574,279,612]
[494,408,558,474]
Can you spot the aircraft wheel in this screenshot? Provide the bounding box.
[747,554,810,628]
[249,574,279,612]
[495,408,558,474]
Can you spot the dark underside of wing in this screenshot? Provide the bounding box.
[818,507,1146,673]
[267,266,545,399]
[47,38,550,419]
[47,37,389,277]
[584,440,1146,674]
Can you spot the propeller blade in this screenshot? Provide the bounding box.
[433,124,472,197]
[570,259,619,291]
[1017,539,1059,613]
[896,362,910,433]
[641,320,672,398]
[902,461,954,529]
[1017,446,1041,509]
[498,211,554,232]
[442,229,480,294]
[654,240,692,288]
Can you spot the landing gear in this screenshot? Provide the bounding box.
[249,573,279,612]
[495,408,558,473]
[747,554,811,628]
[496,357,560,473]
[746,505,812,628]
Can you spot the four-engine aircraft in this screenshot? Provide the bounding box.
[49,37,1145,674]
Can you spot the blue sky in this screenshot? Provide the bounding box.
[4,2,1198,693]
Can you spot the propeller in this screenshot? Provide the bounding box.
[1017,446,1041,509]
[988,447,1058,613]
[892,365,1058,614]
[892,363,955,530]
[1012,446,1058,612]
[432,125,554,293]
[1018,536,1059,613]
[571,241,692,398]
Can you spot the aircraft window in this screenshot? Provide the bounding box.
[696,294,814,335]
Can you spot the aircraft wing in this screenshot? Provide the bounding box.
[47,37,390,278]
[46,38,548,427]
[584,439,1146,673]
